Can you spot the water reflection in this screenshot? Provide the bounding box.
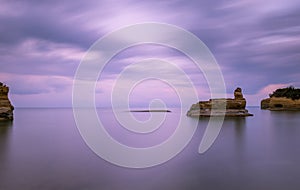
[190,116,247,141]
[232,118,246,155]
[221,118,247,174]
[232,117,246,137]
[0,120,13,127]
[269,110,300,116]
[1,108,300,189]
[192,116,247,156]
[222,117,246,131]
[0,121,13,166]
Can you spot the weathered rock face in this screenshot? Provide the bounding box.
[0,82,14,121]
[234,87,244,99]
[261,86,300,111]
[187,88,253,117]
[261,97,300,110]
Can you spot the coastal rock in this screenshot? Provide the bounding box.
[187,88,253,117]
[0,82,14,121]
[261,97,300,110]
[261,86,300,111]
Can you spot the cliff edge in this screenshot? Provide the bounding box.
[0,82,14,121]
[187,87,253,117]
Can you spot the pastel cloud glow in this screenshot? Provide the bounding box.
[0,0,300,107]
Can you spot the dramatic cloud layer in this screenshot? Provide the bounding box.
[0,0,299,107]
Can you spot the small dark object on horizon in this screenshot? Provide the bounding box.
[129,110,171,113]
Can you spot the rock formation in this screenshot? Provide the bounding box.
[261,97,300,110]
[0,82,14,121]
[187,87,253,117]
[261,86,300,111]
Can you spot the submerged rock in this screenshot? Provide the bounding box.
[187,87,253,117]
[0,82,14,121]
[129,110,171,112]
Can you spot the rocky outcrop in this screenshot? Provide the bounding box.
[187,87,253,117]
[261,86,300,111]
[0,82,14,121]
[261,97,300,110]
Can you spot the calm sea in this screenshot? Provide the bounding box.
[0,107,300,190]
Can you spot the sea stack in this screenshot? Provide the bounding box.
[261,86,300,111]
[0,82,14,121]
[187,87,253,117]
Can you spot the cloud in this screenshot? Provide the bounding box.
[0,0,299,107]
[0,73,72,95]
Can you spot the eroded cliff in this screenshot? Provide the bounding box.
[0,82,14,121]
[187,87,253,117]
[261,86,300,111]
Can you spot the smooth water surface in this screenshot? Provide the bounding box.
[0,108,300,190]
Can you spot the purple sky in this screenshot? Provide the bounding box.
[0,0,300,107]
